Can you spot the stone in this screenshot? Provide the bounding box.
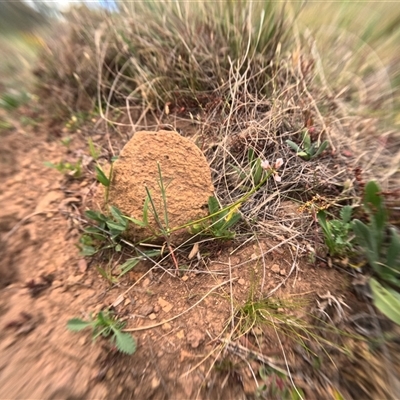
[104,130,214,244]
[186,329,204,349]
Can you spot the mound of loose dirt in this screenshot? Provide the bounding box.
[106,130,214,244]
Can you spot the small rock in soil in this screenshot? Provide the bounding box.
[77,259,87,273]
[138,304,154,316]
[271,264,280,273]
[187,329,204,349]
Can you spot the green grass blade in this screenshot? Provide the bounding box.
[95,165,110,187]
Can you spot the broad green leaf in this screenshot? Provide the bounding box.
[110,206,126,226]
[95,165,110,187]
[85,210,107,223]
[105,220,126,232]
[67,318,92,331]
[370,278,400,325]
[223,211,241,230]
[208,196,220,216]
[247,148,255,163]
[297,151,310,160]
[353,219,380,271]
[80,245,98,256]
[252,159,263,185]
[286,140,302,153]
[113,330,137,355]
[303,132,311,151]
[313,140,329,158]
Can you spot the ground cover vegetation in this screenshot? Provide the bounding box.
[1,0,400,398]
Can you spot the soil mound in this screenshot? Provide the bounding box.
[107,130,214,244]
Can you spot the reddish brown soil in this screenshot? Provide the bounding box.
[0,114,398,400]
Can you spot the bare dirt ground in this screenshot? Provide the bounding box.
[1,108,399,400]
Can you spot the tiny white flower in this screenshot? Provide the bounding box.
[273,174,282,182]
[261,160,271,170]
[275,158,283,169]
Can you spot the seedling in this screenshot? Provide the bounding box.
[44,159,82,179]
[67,310,137,355]
[286,130,329,161]
[80,205,150,256]
[190,196,241,239]
[79,206,129,256]
[317,205,353,257]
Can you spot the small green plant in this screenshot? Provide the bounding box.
[317,205,353,257]
[67,310,136,355]
[79,206,129,256]
[286,130,329,161]
[44,160,82,179]
[231,148,266,190]
[352,181,400,287]
[190,196,241,239]
[95,164,111,187]
[351,181,400,325]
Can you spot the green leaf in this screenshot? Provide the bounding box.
[142,196,150,226]
[252,158,263,185]
[124,215,147,227]
[118,257,141,276]
[303,131,311,151]
[370,278,400,325]
[340,205,352,223]
[222,212,241,230]
[247,148,256,163]
[317,210,335,253]
[113,330,137,355]
[67,318,92,331]
[208,196,220,216]
[297,151,310,160]
[312,140,329,158]
[88,137,100,160]
[286,140,302,153]
[352,219,380,271]
[110,206,126,226]
[105,220,126,232]
[80,245,98,256]
[85,210,107,223]
[96,165,110,187]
